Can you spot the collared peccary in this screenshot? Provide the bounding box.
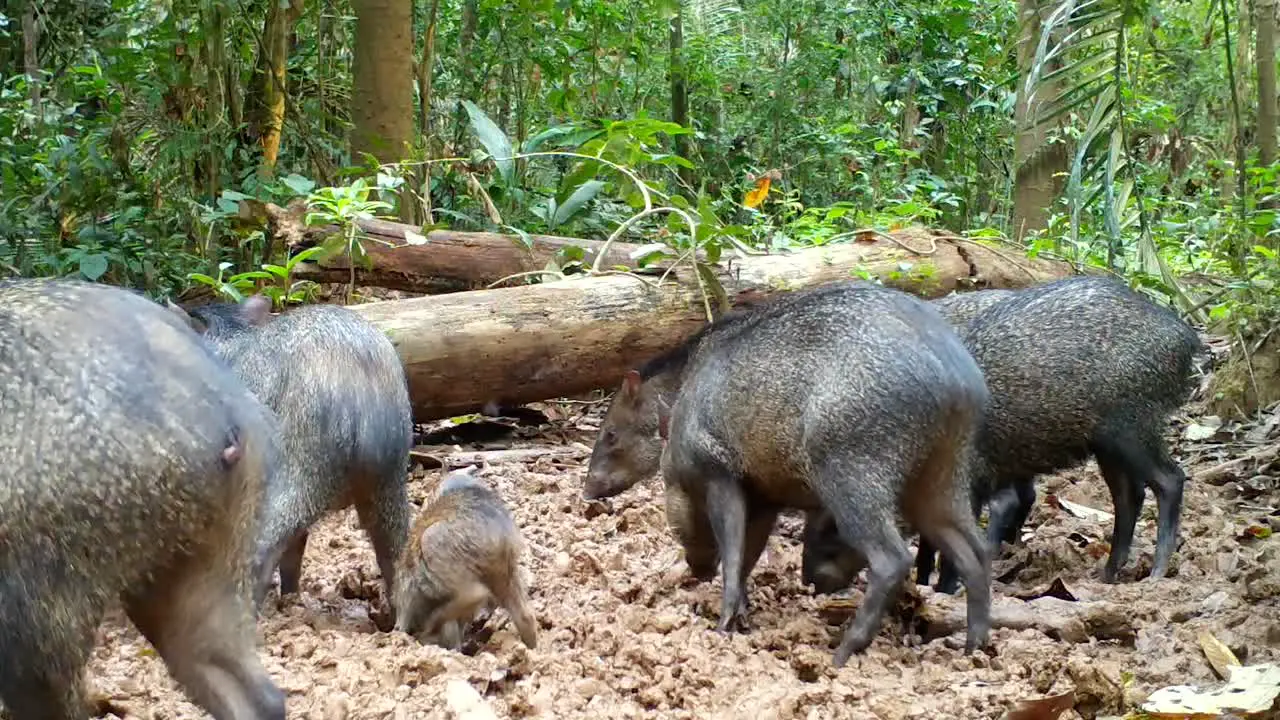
[392,470,538,650]
[803,276,1203,596]
[0,279,286,719]
[584,287,1016,502]
[170,295,413,612]
[591,281,993,665]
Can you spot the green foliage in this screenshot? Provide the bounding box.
[1,0,1275,338]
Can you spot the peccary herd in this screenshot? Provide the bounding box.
[587,274,1204,665]
[0,280,532,720]
[0,273,1202,718]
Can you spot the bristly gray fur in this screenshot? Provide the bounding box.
[0,278,285,719]
[184,300,413,612]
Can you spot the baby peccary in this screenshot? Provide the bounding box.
[0,279,285,719]
[393,471,538,651]
[171,296,413,611]
[598,281,994,665]
[806,277,1203,595]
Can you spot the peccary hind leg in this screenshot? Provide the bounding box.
[1093,432,1186,581]
[125,569,285,720]
[276,530,309,596]
[704,477,752,633]
[0,578,99,720]
[813,465,914,666]
[354,469,411,602]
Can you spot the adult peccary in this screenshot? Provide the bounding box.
[584,288,1017,501]
[0,279,286,719]
[804,276,1203,596]
[590,281,993,665]
[393,469,538,650]
[170,295,413,612]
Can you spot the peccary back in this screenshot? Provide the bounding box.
[0,279,285,720]
[178,297,413,611]
[930,288,1017,330]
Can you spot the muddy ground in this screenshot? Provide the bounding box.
[88,394,1280,720]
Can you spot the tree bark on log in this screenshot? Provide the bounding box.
[289,215,649,294]
[347,228,1088,421]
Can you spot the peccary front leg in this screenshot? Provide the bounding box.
[815,467,913,665]
[985,479,1038,548]
[276,530,309,596]
[704,477,752,633]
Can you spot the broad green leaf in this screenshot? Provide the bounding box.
[552,180,605,227]
[281,174,316,196]
[79,254,109,280]
[462,100,515,186]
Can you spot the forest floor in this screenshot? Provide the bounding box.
[86,343,1280,720]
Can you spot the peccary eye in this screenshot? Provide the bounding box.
[603,430,617,445]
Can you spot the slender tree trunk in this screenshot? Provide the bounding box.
[257,0,303,178]
[202,0,227,200]
[452,0,479,149]
[669,5,694,190]
[1227,0,1253,205]
[1011,0,1068,242]
[416,0,441,225]
[20,0,39,115]
[352,0,415,222]
[1258,0,1277,176]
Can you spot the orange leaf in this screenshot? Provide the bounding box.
[743,176,771,208]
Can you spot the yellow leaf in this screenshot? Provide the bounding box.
[743,175,771,208]
[1198,630,1241,680]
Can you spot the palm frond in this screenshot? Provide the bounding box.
[681,0,743,40]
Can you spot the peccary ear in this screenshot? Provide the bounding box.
[165,299,207,333]
[240,295,273,326]
[655,395,672,440]
[621,369,643,398]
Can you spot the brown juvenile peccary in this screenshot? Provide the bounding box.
[393,470,538,650]
[0,279,285,719]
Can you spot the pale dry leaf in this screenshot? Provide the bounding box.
[1141,663,1280,717]
[1056,497,1114,522]
[1198,630,1242,680]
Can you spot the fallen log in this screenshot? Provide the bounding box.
[285,213,649,294]
[348,228,1086,421]
[818,589,1137,644]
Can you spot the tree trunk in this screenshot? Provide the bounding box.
[286,215,653,292]
[202,0,227,199]
[669,5,694,190]
[1011,0,1068,242]
[20,0,39,115]
[343,230,1085,421]
[351,0,414,176]
[257,0,303,178]
[415,0,442,225]
[1259,0,1277,182]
